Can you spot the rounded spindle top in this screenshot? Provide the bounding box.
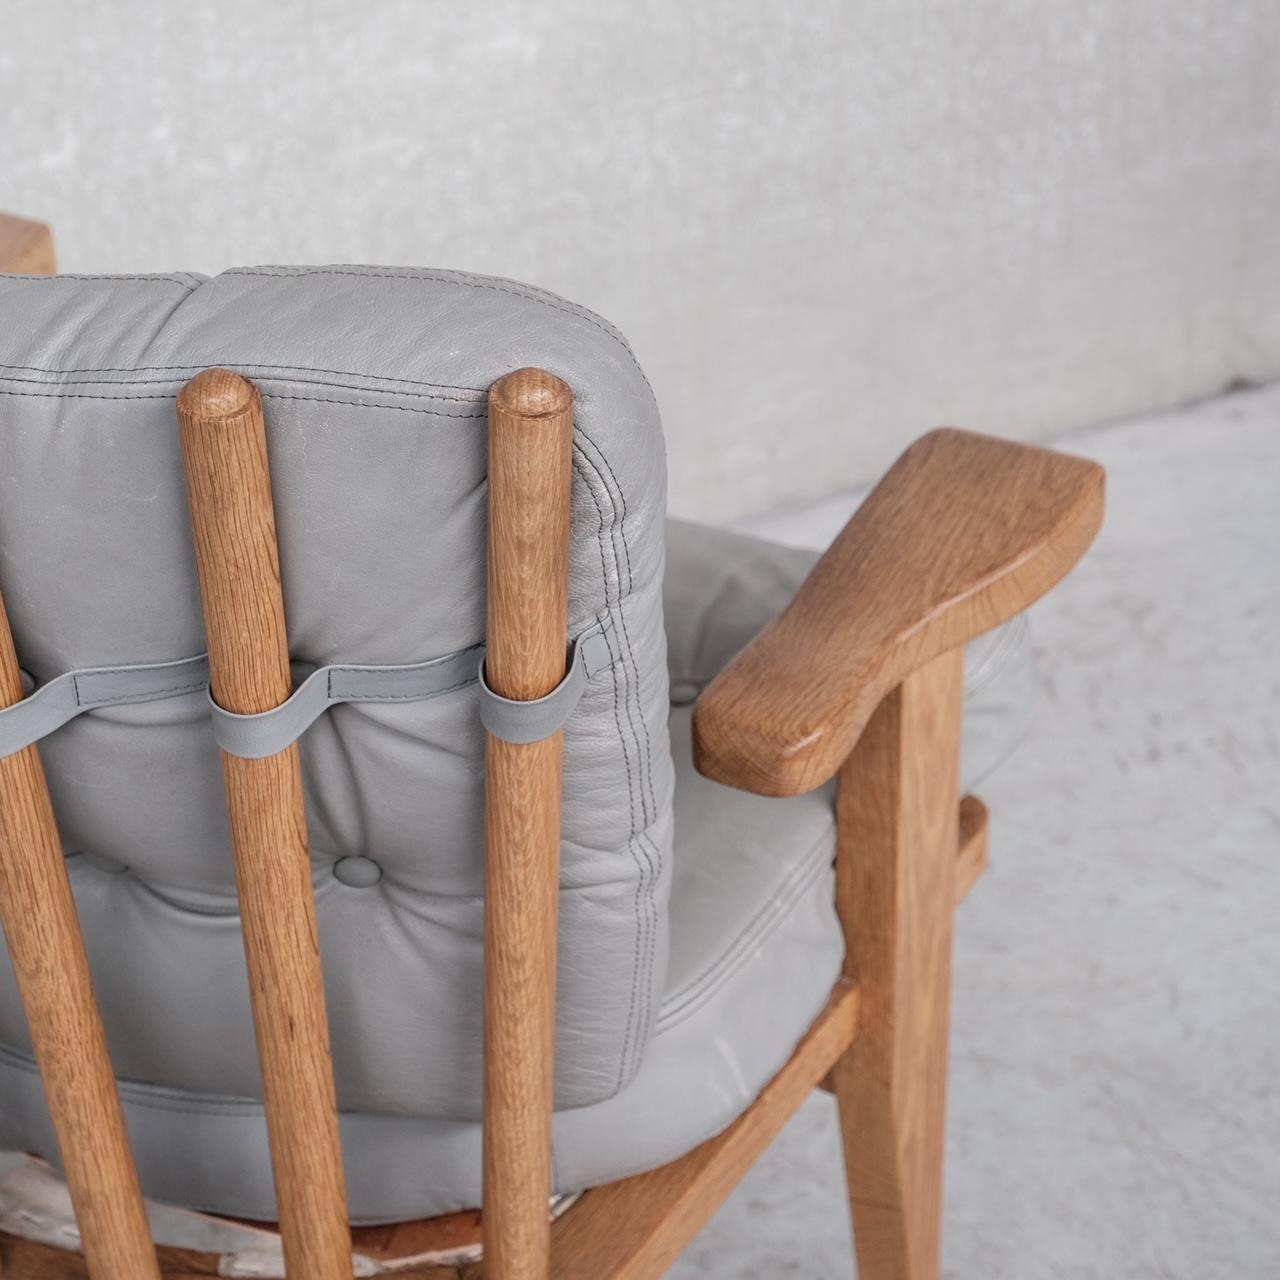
[490,368,572,418]
[178,368,258,419]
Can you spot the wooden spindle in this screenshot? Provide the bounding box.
[0,596,160,1280]
[482,368,574,1279]
[178,369,353,1280]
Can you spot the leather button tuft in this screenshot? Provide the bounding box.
[333,856,383,888]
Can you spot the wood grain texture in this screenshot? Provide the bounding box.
[351,1210,483,1265]
[818,790,987,1097]
[0,601,160,1280]
[542,981,861,1280]
[178,370,353,1280]
[482,369,574,1280]
[0,213,56,274]
[830,651,965,1280]
[0,1234,212,1280]
[693,429,1105,795]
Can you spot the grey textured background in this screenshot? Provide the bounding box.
[5,2,1280,519]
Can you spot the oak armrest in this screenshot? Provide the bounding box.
[0,213,56,275]
[692,429,1104,796]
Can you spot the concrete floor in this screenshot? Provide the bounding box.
[670,384,1280,1278]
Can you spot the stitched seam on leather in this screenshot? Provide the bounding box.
[0,385,488,420]
[0,377,488,419]
[655,823,835,1030]
[576,448,660,1090]
[574,430,662,1084]
[632,831,664,1074]
[573,428,636,596]
[0,388,190,402]
[659,830,830,1008]
[57,658,203,680]
[0,360,485,398]
[0,272,199,286]
[579,447,661,1088]
[575,446,652,824]
[575,430,656,825]
[221,266,653,395]
[331,674,477,704]
[261,392,483,418]
[1,264,658,400]
[0,368,488,408]
[72,679,206,709]
[601,620,653,1089]
[574,454,649,1091]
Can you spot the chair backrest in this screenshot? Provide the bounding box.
[0,266,674,1127]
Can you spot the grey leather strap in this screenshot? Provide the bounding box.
[209,644,486,760]
[478,629,614,744]
[0,654,209,760]
[0,627,614,762]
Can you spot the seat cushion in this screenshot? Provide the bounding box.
[1,520,1030,1223]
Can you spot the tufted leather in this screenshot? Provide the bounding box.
[0,266,673,1121]
[0,269,1032,1222]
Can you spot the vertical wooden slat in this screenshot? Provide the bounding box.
[482,368,574,1280]
[831,648,965,1280]
[0,597,160,1280]
[178,369,353,1280]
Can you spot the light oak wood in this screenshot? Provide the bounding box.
[955,793,989,903]
[693,429,1105,796]
[818,790,988,1097]
[0,213,56,275]
[543,981,861,1280]
[351,1210,483,1267]
[482,369,574,1280]
[830,650,965,1280]
[0,1235,212,1280]
[178,370,353,1280]
[0,603,160,1280]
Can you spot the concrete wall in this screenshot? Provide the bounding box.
[5,1,1278,520]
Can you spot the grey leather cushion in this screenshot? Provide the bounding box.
[0,266,673,1124]
[0,515,1030,1223]
[0,269,1032,1223]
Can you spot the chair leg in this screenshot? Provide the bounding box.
[829,649,964,1280]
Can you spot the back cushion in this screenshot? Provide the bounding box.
[0,266,673,1119]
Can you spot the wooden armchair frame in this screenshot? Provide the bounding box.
[0,215,1104,1280]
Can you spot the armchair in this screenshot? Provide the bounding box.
[0,214,1102,1279]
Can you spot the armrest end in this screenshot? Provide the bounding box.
[693,429,1104,796]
